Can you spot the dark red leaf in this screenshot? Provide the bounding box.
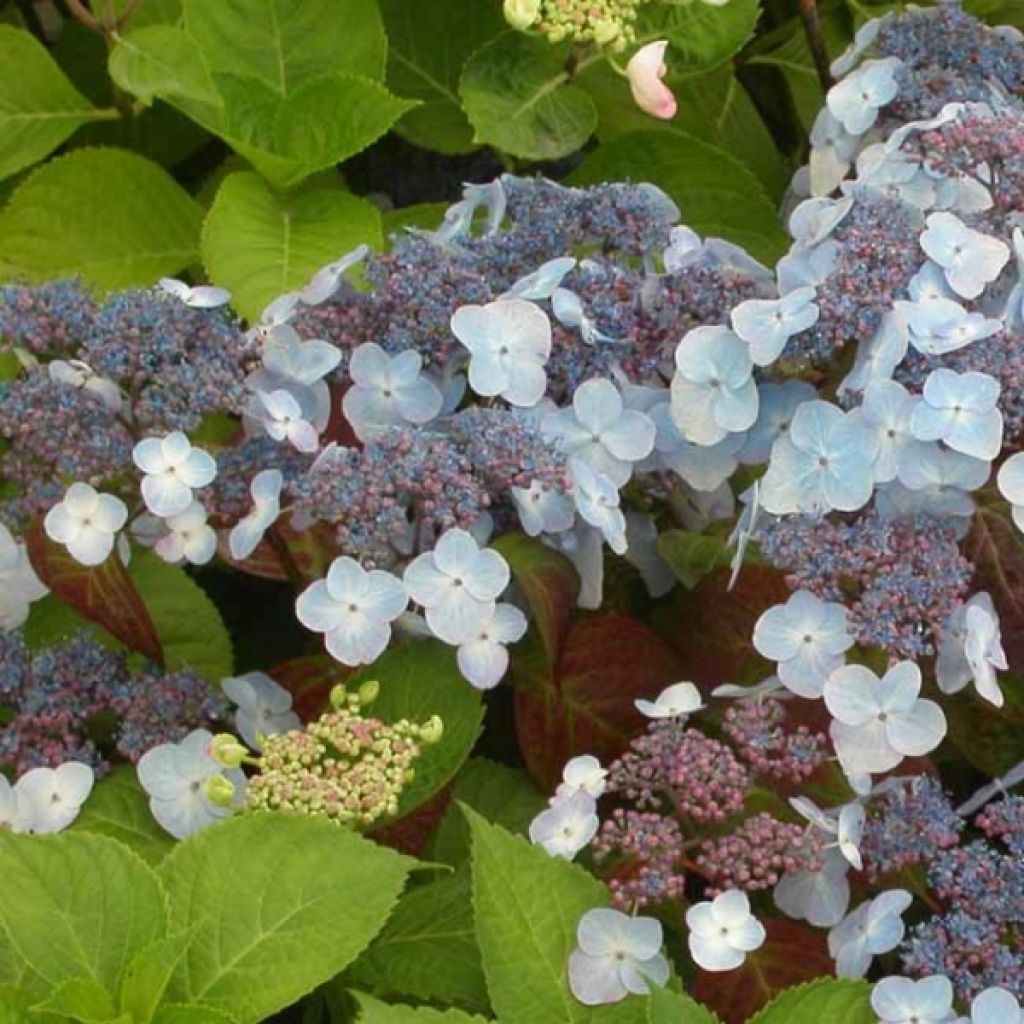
[514,612,682,789]
[24,519,163,664]
[693,918,834,1024]
[269,653,353,720]
[370,782,454,857]
[218,519,337,584]
[492,531,578,667]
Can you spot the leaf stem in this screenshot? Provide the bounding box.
[795,0,833,93]
[266,526,306,592]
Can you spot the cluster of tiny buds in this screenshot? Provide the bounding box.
[722,698,830,784]
[242,680,442,830]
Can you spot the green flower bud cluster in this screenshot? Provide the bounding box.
[244,683,442,830]
[506,0,651,50]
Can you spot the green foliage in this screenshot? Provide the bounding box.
[0,146,202,287]
[350,641,485,816]
[656,530,732,589]
[0,26,116,183]
[202,171,382,320]
[352,992,491,1024]
[71,765,176,866]
[746,978,875,1023]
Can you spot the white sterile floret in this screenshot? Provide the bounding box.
[159,277,231,308]
[936,592,1007,707]
[774,847,851,928]
[893,442,989,519]
[909,369,1003,461]
[998,452,1024,532]
[456,602,528,690]
[12,762,94,834]
[48,358,122,413]
[808,111,857,196]
[511,479,575,537]
[826,57,902,136]
[529,790,598,860]
[851,379,918,484]
[824,661,946,776]
[137,729,245,840]
[670,325,759,445]
[403,528,510,645]
[712,675,787,701]
[870,975,957,1024]
[777,239,839,293]
[830,16,887,78]
[296,556,408,666]
[647,401,745,491]
[569,908,670,1005]
[342,342,443,440]
[896,296,1002,356]
[551,287,610,345]
[728,482,759,590]
[663,225,704,272]
[133,431,217,519]
[789,796,866,870]
[759,399,877,515]
[738,380,817,465]
[502,256,577,301]
[919,212,1010,300]
[623,512,676,599]
[153,500,217,566]
[568,459,627,554]
[544,378,655,486]
[789,196,854,247]
[838,310,909,396]
[827,890,913,979]
[686,890,766,972]
[850,144,936,209]
[44,482,127,566]
[966,988,1024,1024]
[555,755,608,802]
[221,671,301,750]
[0,524,47,631]
[300,244,368,305]
[730,287,820,366]
[228,469,283,561]
[753,590,854,699]
[252,389,320,453]
[634,681,704,719]
[451,298,551,407]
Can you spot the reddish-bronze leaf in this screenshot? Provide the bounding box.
[370,782,454,857]
[217,519,337,584]
[24,520,163,664]
[270,653,353,720]
[492,531,578,667]
[693,918,834,1024]
[514,612,682,789]
[655,566,790,689]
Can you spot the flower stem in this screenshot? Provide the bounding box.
[796,0,833,93]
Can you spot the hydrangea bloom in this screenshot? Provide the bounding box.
[919,213,1010,301]
[133,431,217,518]
[909,369,1003,461]
[455,602,528,690]
[0,524,47,630]
[998,453,1024,531]
[634,681,704,719]
[870,976,957,1024]
[936,593,1008,707]
[686,890,766,972]
[228,469,283,561]
[221,672,301,750]
[43,482,127,566]
[152,501,217,566]
[11,762,94,834]
[626,40,677,120]
[828,890,913,978]
[555,755,608,802]
[529,790,599,860]
[730,287,820,367]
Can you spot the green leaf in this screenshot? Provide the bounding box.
[431,759,546,867]
[383,202,449,236]
[379,0,506,154]
[350,641,485,816]
[0,147,202,288]
[569,130,787,264]
[651,0,761,70]
[71,765,175,866]
[466,808,607,1024]
[0,831,167,994]
[656,530,731,590]
[645,987,720,1024]
[0,26,116,183]
[352,992,490,1024]
[965,0,1024,26]
[120,929,197,1024]
[127,550,233,683]
[460,32,597,160]
[158,813,412,1023]
[184,0,386,88]
[152,1006,237,1024]
[202,170,382,321]
[348,869,489,1012]
[747,978,874,1024]
[29,977,116,1022]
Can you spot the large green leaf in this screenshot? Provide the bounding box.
[350,641,485,816]
[431,758,546,867]
[0,831,167,994]
[569,130,787,264]
[202,170,382,321]
[460,32,597,160]
[353,993,490,1024]
[158,814,412,1023]
[184,0,386,88]
[651,0,761,70]
[71,765,175,866]
[656,530,731,590]
[0,26,117,183]
[379,0,506,154]
[746,979,874,1024]
[28,977,117,1023]
[0,146,202,288]
[348,870,489,1012]
[128,550,233,683]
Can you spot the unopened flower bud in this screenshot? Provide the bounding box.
[203,774,236,808]
[420,715,444,745]
[329,683,348,709]
[504,0,541,31]
[210,733,248,768]
[358,679,380,706]
[592,19,621,46]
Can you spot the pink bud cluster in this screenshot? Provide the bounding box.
[722,698,829,784]
[592,808,686,910]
